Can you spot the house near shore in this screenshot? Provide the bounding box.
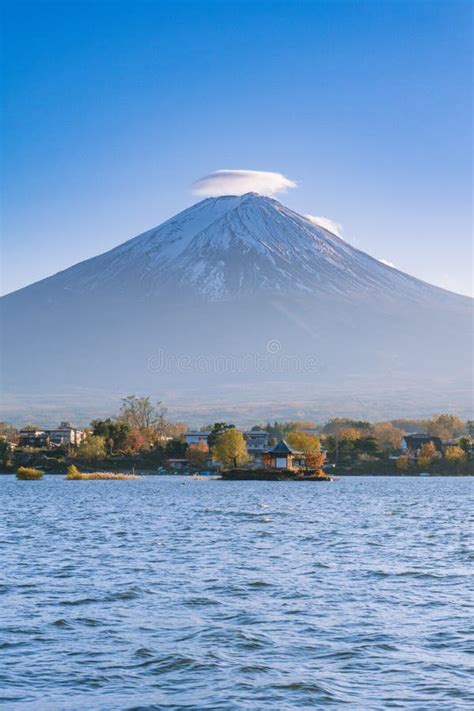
[184,429,270,463]
[267,438,298,470]
[184,431,210,446]
[243,430,271,462]
[166,458,190,470]
[18,422,84,448]
[401,434,443,460]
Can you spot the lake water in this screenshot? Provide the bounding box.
[1,475,473,710]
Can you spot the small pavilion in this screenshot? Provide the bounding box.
[267,438,296,470]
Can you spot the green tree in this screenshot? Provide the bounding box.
[262,421,299,438]
[77,435,106,465]
[355,436,380,457]
[91,418,130,455]
[207,422,235,449]
[0,439,10,469]
[458,437,472,454]
[164,438,188,459]
[324,434,356,463]
[212,429,249,468]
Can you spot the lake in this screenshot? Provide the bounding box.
[1,475,472,710]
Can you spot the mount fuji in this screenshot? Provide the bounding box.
[1,193,472,422]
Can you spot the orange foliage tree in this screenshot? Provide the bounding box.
[305,450,326,472]
[187,442,209,468]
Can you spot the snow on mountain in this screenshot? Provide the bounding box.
[1,193,472,418]
[8,193,461,304]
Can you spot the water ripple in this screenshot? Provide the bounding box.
[0,474,473,709]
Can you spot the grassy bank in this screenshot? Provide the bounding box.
[66,465,139,480]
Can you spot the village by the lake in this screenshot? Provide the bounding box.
[2,396,473,480]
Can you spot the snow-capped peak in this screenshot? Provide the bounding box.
[12,193,462,305]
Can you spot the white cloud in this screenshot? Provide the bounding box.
[192,169,297,197]
[379,258,396,268]
[304,214,343,237]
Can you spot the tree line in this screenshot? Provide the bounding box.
[0,400,472,473]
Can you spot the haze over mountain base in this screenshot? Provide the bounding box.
[1,193,472,424]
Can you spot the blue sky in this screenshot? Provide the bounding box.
[1,0,472,296]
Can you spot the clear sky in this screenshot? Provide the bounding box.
[1,0,472,296]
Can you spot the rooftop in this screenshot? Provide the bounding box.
[269,438,294,455]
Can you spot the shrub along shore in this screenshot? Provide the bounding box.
[16,467,44,480]
[14,465,140,480]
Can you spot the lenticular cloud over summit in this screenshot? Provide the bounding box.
[192,169,297,197]
[305,214,343,237]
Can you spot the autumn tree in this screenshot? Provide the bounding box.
[417,441,437,469]
[118,395,174,448]
[212,429,249,468]
[322,418,372,436]
[390,419,425,434]
[286,431,320,470]
[425,414,465,440]
[396,455,409,472]
[187,442,209,468]
[444,446,467,464]
[119,395,167,431]
[340,427,363,441]
[305,450,326,472]
[372,422,405,454]
[286,431,320,454]
[420,442,437,459]
[124,428,155,453]
[164,422,187,440]
[0,422,18,444]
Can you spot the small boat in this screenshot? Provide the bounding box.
[419,472,431,477]
[192,471,220,480]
